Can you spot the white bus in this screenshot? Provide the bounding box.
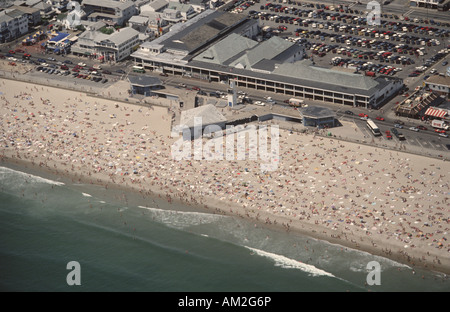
[132,65,145,73]
[288,98,304,107]
[367,119,381,136]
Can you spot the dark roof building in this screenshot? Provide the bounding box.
[299,106,337,128]
[128,75,163,96]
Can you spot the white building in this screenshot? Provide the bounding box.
[72,26,140,62]
[0,8,29,43]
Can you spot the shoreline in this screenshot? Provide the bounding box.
[1,78,449,276]
[2,155,449,275]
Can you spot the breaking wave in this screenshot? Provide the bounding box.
[0,166,65,186]
[137,206,226,229]
[245,246,335,278]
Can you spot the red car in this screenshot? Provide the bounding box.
[359,113,368,117]
[417,125,427,131]
[385,130,392,140]
[435,129,446,133]
[375,116,385,121]
[192,86,201,91]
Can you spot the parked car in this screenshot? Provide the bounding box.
[385,130,392,139]
[394,124,403,129]
[344,110,354,115]
[409,127,419,132]
[417,125,427,130]
[375,116,385,121]
[102,70,111,74]
[435,129,446,133]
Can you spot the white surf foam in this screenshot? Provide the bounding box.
[137,206,225,229]
[245,246,335,278]
[0,166,65,186]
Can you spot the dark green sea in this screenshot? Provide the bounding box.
[1,165,449,292]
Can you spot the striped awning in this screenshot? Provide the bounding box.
[424,107,447,118]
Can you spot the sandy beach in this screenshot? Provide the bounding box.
[1,78,449,274]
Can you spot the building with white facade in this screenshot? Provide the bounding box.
[0,8,28,42]
[71,26,140,62]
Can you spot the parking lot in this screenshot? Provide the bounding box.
[34,62,109,84]
[226,1,449,86]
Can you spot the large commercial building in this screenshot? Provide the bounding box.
[132,9,402,109]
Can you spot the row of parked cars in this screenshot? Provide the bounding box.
[254,4,449,37]
[36,65,108,83]
[331,56,402,75]
[408,51,448,77]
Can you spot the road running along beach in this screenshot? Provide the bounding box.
[0,78,449,274]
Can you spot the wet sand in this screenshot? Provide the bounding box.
[1,78,449,274]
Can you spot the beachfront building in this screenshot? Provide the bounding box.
[0,8,28,43]
[128,75,164,96]
[71,26,140,62]
[82,0,138,26]
[131,9,402,109]
[178,104,227,139]
[298,106,337,128]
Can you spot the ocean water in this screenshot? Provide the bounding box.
[0,165,449,292]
